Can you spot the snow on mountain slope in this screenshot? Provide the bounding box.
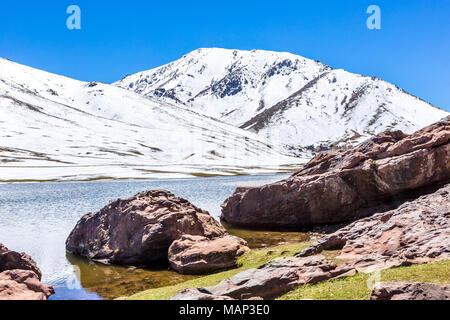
[240,69,449,153]
[115,48,448,154]
[0,58,300,182]
[114,48,330,125]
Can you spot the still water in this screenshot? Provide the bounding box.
[0,174,309,300]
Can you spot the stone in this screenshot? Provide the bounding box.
[171,288,235,300]
[168,234,249,274]
[66,190,227,265]
[66,190,249,275]
[0,243,54,300]
[370,282,450,300]
[0,248,42,280]
[221,117,450,228]
[172,255,353,300]
[0,270,55,300]
[297,184,450,273]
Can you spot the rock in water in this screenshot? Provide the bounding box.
[221,116,450,228]
[66,190,225,265]
[168,234,250,274]
[0,243,54,300]
[370,282,450,300]
[297,183,450,272]
[66,190,249,273]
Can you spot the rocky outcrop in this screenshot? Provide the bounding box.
[221,117,450,228]
[297,184,450,272]
[0,270,55,300]
[168,235,250,274]
[171,288,236,300]
[172,255,354,300]
[66,190,249,274]
[370,282,450,300]
[0,247,42,279]
[0,244,54,300]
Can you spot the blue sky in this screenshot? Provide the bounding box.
[0,1,449,111]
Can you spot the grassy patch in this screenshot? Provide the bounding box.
[279,260,450,300]
[118,242,311,300]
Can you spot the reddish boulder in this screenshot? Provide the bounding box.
[0,249,42,280]
[221,117,450,228]
[172,255,354,300]
[0,244,54,300]
[0,270,55,300]
[371,282,450,300]
[297,183,450,273]
[66,190,248,275]
[171,288,235,300]
[66,190,226,265]
[168,234,249,274]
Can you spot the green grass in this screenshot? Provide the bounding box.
[279,260,450,300]
[118,242,311,300]
[118,242,449,301]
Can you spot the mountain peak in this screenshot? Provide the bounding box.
[0,52,448,182]
[115,48,448,153]
[0,56,297,182]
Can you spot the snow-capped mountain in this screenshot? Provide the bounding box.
[1,48,448,182]
[115,48,329,126]
[115,48,448,154]
[0,58,299,182]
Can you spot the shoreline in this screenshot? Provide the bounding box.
[64,228,312,300]
[118,240,450,300]
[0,169,299,184]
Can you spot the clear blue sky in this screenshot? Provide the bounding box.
[0,0,449,111]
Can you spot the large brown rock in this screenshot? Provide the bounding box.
[168,234,249,274]
[0,244,54,300]
[0,248,42,280]
[0,270,55,300]
[172,255,354,300]
[221,117,450,229]
[370,282,450,300]
[66,190,248,274]
[297,183,450,272]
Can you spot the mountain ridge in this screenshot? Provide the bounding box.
[115,48,448,153]
[1,49,448,181]
[0,57,299,182]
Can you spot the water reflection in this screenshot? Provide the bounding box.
[65,227,309,300]
[66,254,197,300]
[226,225,310,249]
[0,173,305,300]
